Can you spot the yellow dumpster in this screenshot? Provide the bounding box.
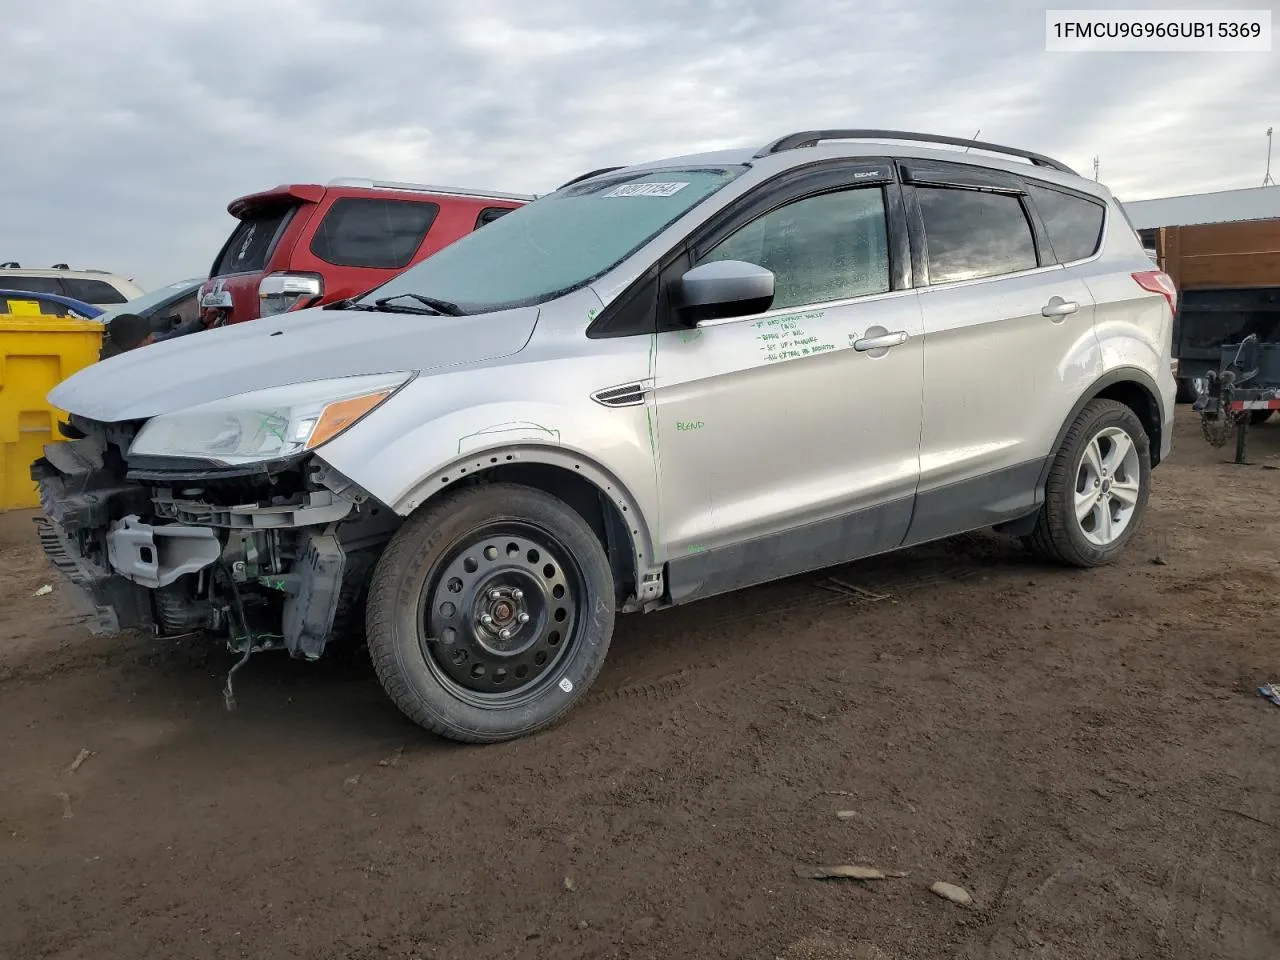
[0,311,103,510]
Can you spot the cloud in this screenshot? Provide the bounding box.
[2,0,1275,288]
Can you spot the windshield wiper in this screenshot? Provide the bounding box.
[323,298,432,315]
[374,293,465,316]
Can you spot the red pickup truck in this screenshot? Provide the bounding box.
[197,178,534,325]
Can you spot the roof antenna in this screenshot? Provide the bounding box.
[1265,127,1276,187]
[963,129,980,153]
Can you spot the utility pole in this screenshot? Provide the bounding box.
[1092,156,1100,181]
[1265,127,1275,187]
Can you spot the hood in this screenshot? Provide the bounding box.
[50,305,540,422]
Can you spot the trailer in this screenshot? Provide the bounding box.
[1126,187,1280,461]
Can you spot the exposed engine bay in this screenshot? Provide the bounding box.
[32,415,401,661]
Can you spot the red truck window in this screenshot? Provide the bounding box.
[475,207,513,229]
[214,207,294,276]
[310,197,440,269]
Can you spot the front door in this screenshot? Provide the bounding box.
[651,168,926,603]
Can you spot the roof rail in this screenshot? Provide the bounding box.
[326,177,535,203]
[754,129,1076,175]
[557,166,627,190]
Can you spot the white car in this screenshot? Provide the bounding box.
[35,129,1177,743]
[0,263,145,307]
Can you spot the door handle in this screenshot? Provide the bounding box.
[853,330,909,352]
[1041,296,1079,319]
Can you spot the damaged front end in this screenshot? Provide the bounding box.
[32,416,400,661]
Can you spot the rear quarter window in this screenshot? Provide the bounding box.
[213,207,294,276]
[61,278,129,304]
[309,198,439,269]
[1027,184,1106,262]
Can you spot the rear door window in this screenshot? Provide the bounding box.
[309,198,439,269]
[213,207,293,277]
[1027,184,1106,262]
[0,275,64,295]
[61,278,129,304]
[916,187,1038,284]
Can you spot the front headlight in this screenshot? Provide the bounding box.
[129,373,412,465]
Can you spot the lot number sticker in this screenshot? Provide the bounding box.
[604,182,690,198]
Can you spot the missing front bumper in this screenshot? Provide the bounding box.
[105,516,222,589]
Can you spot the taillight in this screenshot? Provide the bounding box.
[1132,270,1177,316]
[258,272,322,318]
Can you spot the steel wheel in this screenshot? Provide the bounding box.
[418,523,583,709]
[1074,426,1141,546]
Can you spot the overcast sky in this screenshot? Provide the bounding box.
[3,0,1276,290]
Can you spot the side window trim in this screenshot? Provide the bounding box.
[1018,191,1055,266]
[689,161,895,260]
[901,184,929,287]
[899,158,1025,193]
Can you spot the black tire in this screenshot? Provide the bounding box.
[365,482,615,743]
[1175,377,1198,404]
[1022,399,1152,568]
[1250,409,1273,426]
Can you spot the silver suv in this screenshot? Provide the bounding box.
[35,130,1177,742]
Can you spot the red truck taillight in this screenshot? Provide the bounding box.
[258,272,323,318]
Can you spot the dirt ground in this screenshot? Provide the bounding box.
[2,409,1278,960]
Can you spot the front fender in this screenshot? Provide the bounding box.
[316,387,660,568]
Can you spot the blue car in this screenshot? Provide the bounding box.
[0,289,104,319]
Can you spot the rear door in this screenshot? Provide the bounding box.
[902,160,1101,545]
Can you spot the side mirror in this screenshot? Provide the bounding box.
[673,260,775,325]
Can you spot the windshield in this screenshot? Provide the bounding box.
[95,279,202,323]
[361,166,746,313]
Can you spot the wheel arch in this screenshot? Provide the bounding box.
[1042,368,1166,484]
[393,445,656,606]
